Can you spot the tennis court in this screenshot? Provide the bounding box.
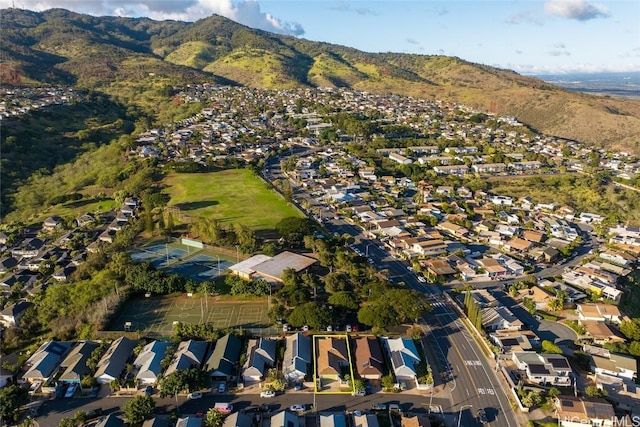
[108,294,270,335]
[130,242,232,281]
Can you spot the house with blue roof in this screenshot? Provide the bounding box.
[381,337,421,382]
[134,340,171,385]
[283,332,311,382]
[242,338,277,382]
[22,340,71,384]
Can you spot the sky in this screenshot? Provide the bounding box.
[2,0,639,75]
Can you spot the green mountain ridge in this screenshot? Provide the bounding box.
[2,7,640,152]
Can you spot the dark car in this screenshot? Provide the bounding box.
[477,409,489,424]
[86,408,103,420]
[145,385,153,396]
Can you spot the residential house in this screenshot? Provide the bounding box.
[589,351,637,382]
[353,337,384,380]
[476,258,507,278]
[270,411,299,427]
[0,257,18,274]
[320,413,347,427]
[134,341,171,385]
[554,396,615,427]
[142,419,171,427]
[481,306,523,332]
[490,331,535,353]
[97,415,125,427]
[222,412,253,427]
[401,414,431,427]
[164,340,208,377]
[283,333,312,383]
[472,163,507,173]
[469,289,499,308]
[94,337,136,385]
[0,353,19,388]
[353,414,380,427]
[438,221,469,238]
[524,287,554,311]
[522,230,545,244]
[577,304,622,325]
[205,334,242,381]
[580,321,624,346]
[317,337,349,380]
[382,337,421,382]
[504,238,533,254]
[242,338,277,382]
[59,341,100,384]
[22,341,71,384]
[43,216,63,232]
[432,165,469,176]
[512,352,572,386]
[389,152,412,165]
[0,300,33,327]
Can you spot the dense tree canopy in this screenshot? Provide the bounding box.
[123,395,155,426]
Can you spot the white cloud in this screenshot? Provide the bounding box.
[505,11,543,25]
[544,0,609,21]
[0,0,304,36]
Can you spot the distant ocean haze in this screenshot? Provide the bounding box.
[531,71,640,98]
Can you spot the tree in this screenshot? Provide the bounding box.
[327,291,359,311]
[0,384,29,422]
[287,303,333,329]
[122,395,155,426]
[584,385,608,398]
[205,408,228,427]
[381,374,395,391]
[547,298,563,312]
[620,319,640,341]
[541,340,563,354]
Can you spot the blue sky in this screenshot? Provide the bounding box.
[2,0,639,74]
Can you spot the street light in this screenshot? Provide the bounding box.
[457,405,472,427]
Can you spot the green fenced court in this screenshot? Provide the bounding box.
[107,294,270,336]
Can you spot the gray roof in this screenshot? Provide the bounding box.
[142,418,171,427]
[243,338,277,379]
[591,353,638,374]
[165,340,208,376]
[205,334,242,376]
[270,411,299,427]
[97,415,125,427]
[59,341,100,382]
[94,337,136,381]
[23,341,71,380]
[222,412,253,427]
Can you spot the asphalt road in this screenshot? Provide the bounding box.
[33,391,449,427]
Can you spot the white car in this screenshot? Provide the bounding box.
[260,390,276,398]
[187,392,202,399]
[289,404,305,412]
[417,276,426,283]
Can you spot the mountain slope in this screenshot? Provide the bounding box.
[2,8,640,152]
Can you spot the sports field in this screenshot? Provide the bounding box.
[163,169,302,230]
[108,294,270,335]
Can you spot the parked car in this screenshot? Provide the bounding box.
[260,390,276,398]
[371,403,387,411]
[187,392,202,400]
[144,385,153,396]
[477,409,489,424]
[289,404,305,412]
[86,408,103,420]
[352,389,366,397]
[218,383,226,393]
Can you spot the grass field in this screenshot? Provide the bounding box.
[108,293,270,335]
[163,169,301,230]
